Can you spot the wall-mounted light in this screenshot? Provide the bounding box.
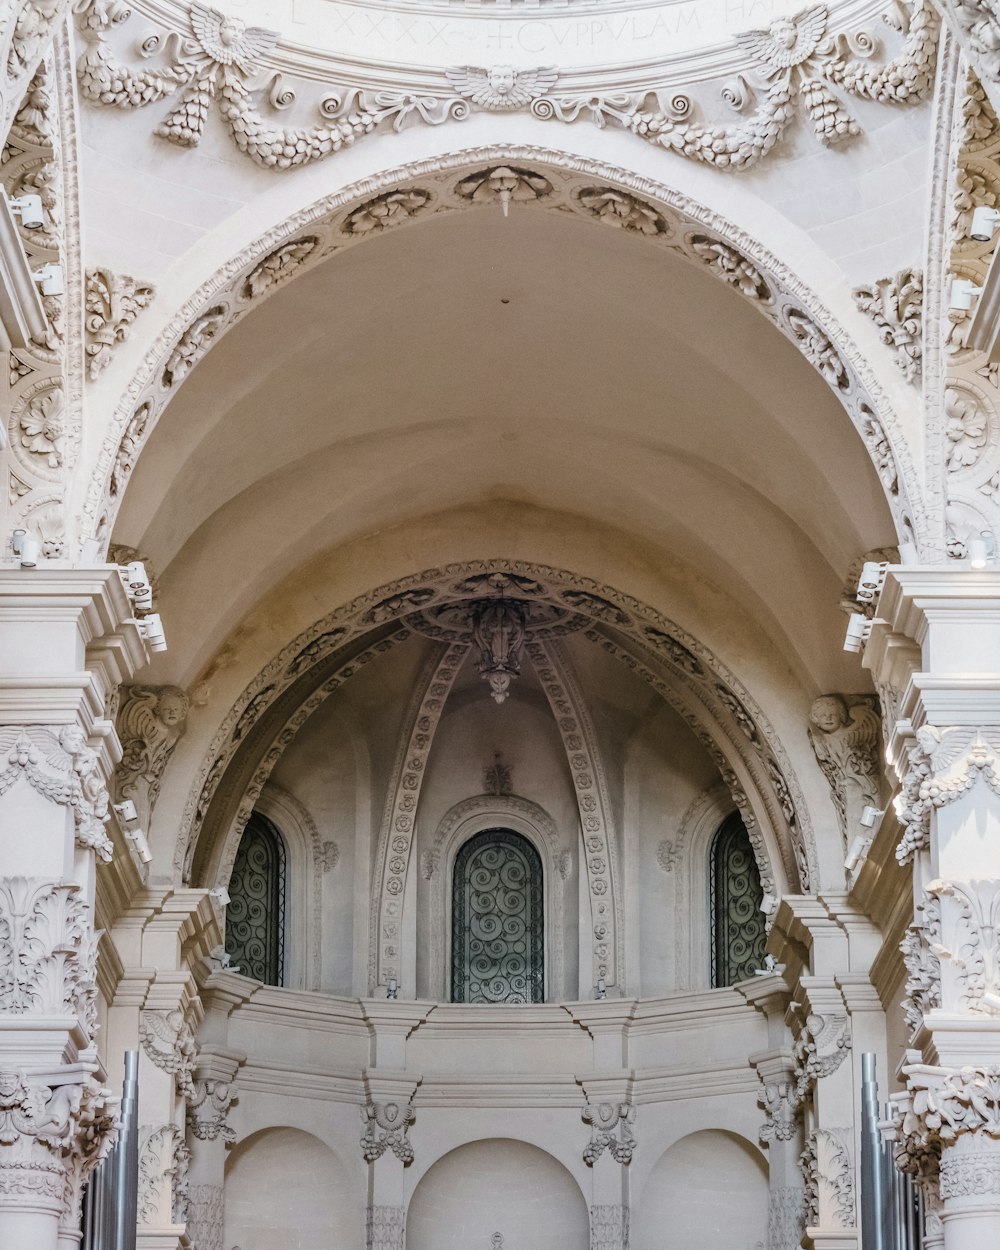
[140,612,167,652]
[844,614,872,653]
[969,530,997,569]
[209,885,231,906]
[972,206,1000,242]
[10,528,38,568]
[594,977,607,1000]
[32,262,63,297]
[386,978,399,1000]
[952,278,985,311]
[860,805,884,828]
[856,561,888,607]
[9,194,43,229]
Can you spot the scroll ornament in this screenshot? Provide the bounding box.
[75,0,937,174]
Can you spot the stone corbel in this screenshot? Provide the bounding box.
[360,1071,421,1166]
[578,1074,637,1167]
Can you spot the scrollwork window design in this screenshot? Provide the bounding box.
[225,812,286,986]
[451,828,543,1004]
[710,813,766,987]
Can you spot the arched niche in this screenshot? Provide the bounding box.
[406,1137,589,1250]
[423,795,566,1003]
[224,1126,360,1250]
[631,1129,768,1250]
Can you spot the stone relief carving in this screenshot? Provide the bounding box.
[483,753,513,797]
[793,1011,852,1108]
[84,268,155,379]
[0,879,97,1026]
[59,1075,121,1238]
[360,1101,415,1165]
[945,385,990,469]
[186,1079,236,1142]
[455,165,552,214]
[582,1102,636,1166]
[851,268,923,381]
[138,1010,197,1099]
[656,839,679,872]
[372,642,469,988]
[0,726,112,861]
[115,685,190,828]
[760,1078,801,1142]
[895,725,1000,864]
[925,878,1000,1017]
[137,1122,188,1225]
[807,694,882,842]
[900,892,943,1034]
[471,598,527,703]
[590,1204,630,1250]
[810,1128,856,1227]
[366,1205,405,1250]
[318,839,339,871]
[75,0,937,174]
[242,236,318,300]
[891,1059,1000,1183]
[89,154,920,555]
[178,561,808,904]
[188,1183,224,1250]
[3,60,76,557]
[768,1186,806,1250]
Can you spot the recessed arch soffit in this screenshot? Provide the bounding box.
[89,147,925,552]
[177,561,815,904]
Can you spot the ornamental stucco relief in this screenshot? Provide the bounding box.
[74,0,936,173]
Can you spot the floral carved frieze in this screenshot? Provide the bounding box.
[851,268,923,381]
[0,726,112,861]
[75,0,937,174]
[84,268,155,380]
[900,891,942,1035]
[895,724,1000,864]
[360,1101,415,1164]
[582,1101,636,1166]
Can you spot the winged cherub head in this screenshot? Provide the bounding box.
[487,66,517,97]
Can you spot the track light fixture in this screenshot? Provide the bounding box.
[10,528,39,568]
[972,206,1000,242]
[32,262,63,297]
[843,614,872,653]
[9,193,43,229]
[969,530,997,569]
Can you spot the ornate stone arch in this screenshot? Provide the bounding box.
[86,146,924,551]
[426,794,566,1003]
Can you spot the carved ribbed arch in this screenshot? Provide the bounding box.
[88,145,923,550]
[179,562,805,919]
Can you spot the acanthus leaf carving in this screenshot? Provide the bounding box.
[900,891,942,1035]
[84,268,155,380]
[581,1101,636,1166]
[360,1101,415,1164]
[851,267,923,381]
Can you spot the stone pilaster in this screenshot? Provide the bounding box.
[866,569,1000,1250]
[0,569,146,1250]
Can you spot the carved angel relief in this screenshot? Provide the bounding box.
[115,686,190,827]
[445,65,557,111]
[807,694,882,842]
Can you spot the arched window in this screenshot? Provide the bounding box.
[710,813,766,987]
[451,828,544,1004]
[225,812,287,986]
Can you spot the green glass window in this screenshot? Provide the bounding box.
[225,812,286,986]
[710,813,766,987]
[451,828,544,1004]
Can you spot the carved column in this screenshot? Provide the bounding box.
[739,973,806,1250]
[0,569,147,1250]
[359,1001,431,1250]
[865,569,1000,1250]
[186,1056,239,1250]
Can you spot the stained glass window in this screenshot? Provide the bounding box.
[710,813,766,987]
[451,828,544,1004]
[225,812,286,986]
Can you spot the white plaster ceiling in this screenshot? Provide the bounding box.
[115,202,895,693]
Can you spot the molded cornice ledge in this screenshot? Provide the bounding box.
[361,999,437,1069]
[0,566,147,724]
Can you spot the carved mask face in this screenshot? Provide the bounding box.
[770,18,798,49]
[157,693,187,727]
[810,697,847,734]
[488,66,516,95]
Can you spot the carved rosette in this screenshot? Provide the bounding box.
[581,1102,636,1166]
[360,1101,415,1165]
